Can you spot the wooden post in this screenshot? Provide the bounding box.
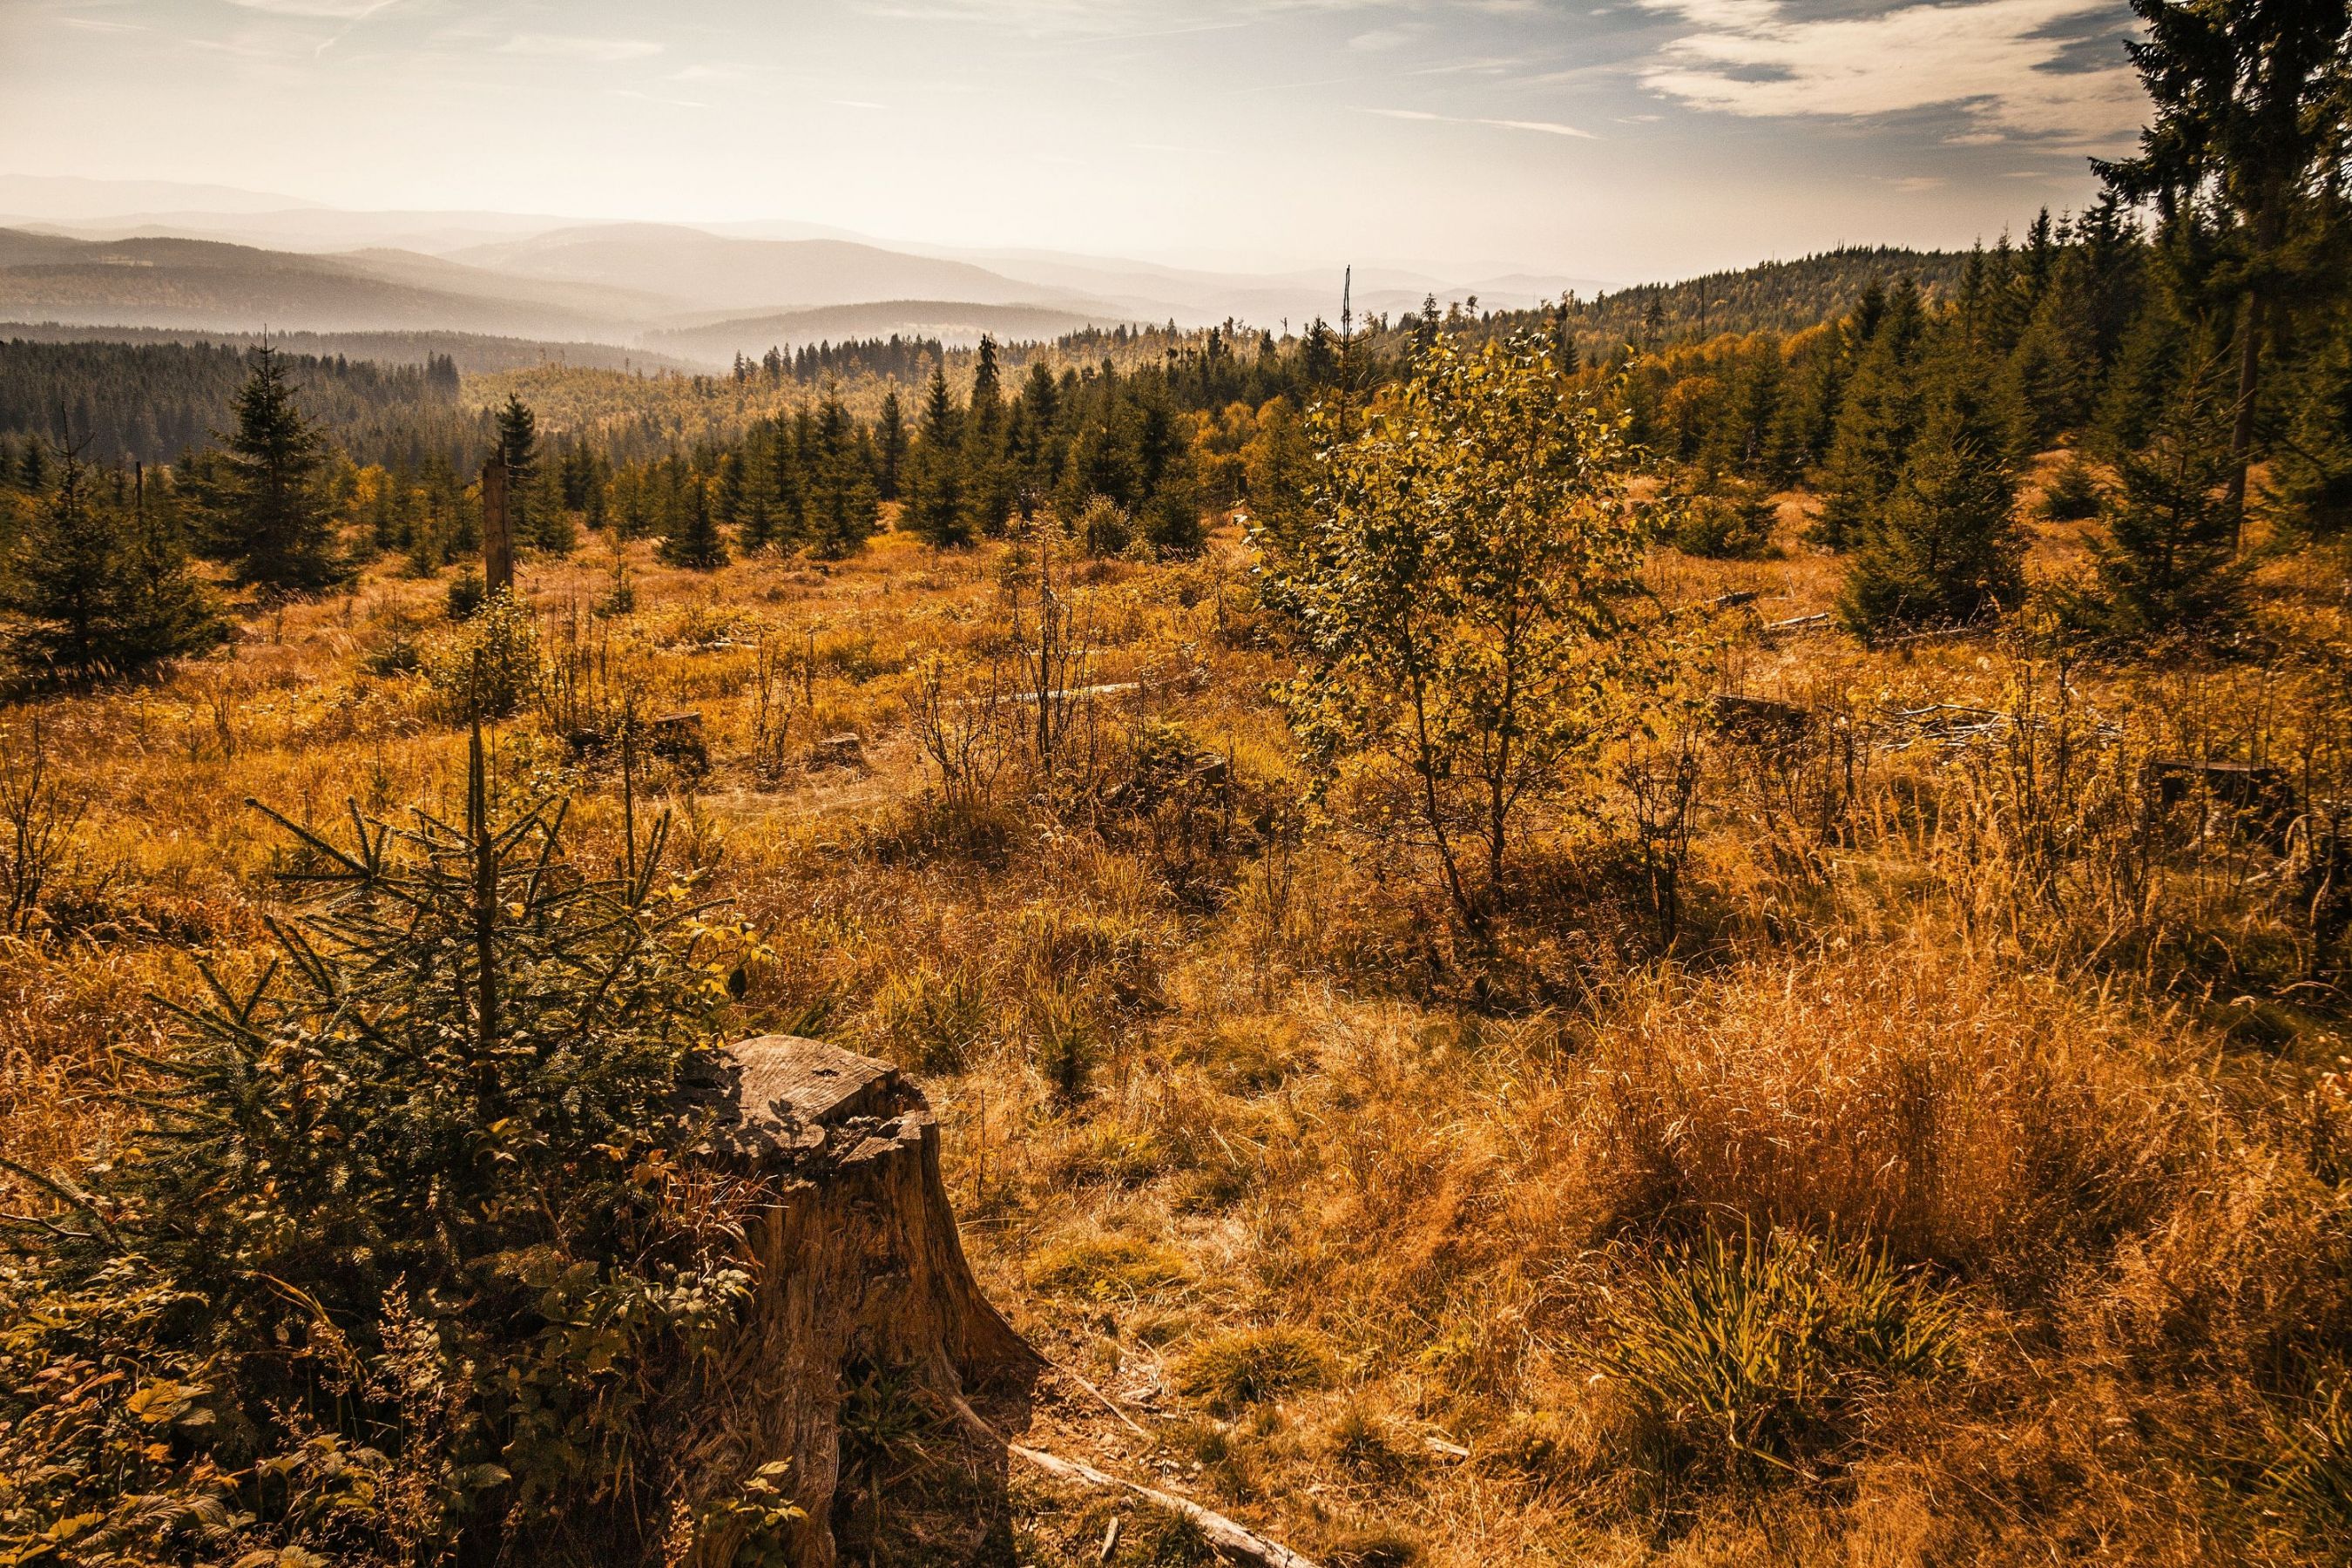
[480,456,514,595]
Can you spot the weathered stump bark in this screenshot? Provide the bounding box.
[682,1036,1038,1567]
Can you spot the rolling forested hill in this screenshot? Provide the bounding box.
[0,336,487,468]
[0,238,2014,473]
[1540,245,1975,357]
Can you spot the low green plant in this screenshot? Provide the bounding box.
[836,1362,938,1550]
[695,1461,807,1568]
[445,567,488,620]
[1071,494,1133,559]
[2038,454,2103,521]
[422,588,540,721]
[1597,1227,1963,1481]
[2265,1375,2352,1533]
[361,631,422,677]
[1030,986,1098,1104]
[867,963,988,1074]
[1026,1234,1191,1301]
[1173,1325,1336,1415]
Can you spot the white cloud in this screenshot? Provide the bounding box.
[499,34,664,63]
[614,88,709,110]
[1369,107,1596,139]
[1637,0,2145,147]
[218,0,406,16]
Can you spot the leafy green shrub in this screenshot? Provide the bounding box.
[1174,1325,1336,1414]
[0,741,754,1564]
[1596,1227,1963,1481]
[694,1460,807,1568]
[422,588,540,721]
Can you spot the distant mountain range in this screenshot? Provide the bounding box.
[0,176,1612,364]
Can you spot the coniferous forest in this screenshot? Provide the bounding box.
[4,3,2352,1565]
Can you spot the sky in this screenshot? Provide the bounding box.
[0,0,2153,282]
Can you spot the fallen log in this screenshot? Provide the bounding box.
[1009,1443,1322,1568]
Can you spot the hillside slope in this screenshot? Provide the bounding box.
[449,223,1098,314]
[0,228,649,339]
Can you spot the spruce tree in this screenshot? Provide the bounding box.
[1017,362,1065,499]
[205,344,341,592]
[1838,372,2024,638]
[2091,299,2190,458]
[656,476,727,571]
[2273,308,2352,535]
[3,452,220,680]
[960,336,1015,537]
[714,449,749,535]
[1135,388,1205,556]
[1813,280,1927,549]
[113,469,226,672]
[2085,374,2245,639]
[497,392,552,548]
[736,437,779,553]
[806,393,879,559]
[874,389,907,503]
[906,368,968,547]
[2098,0,2352,527]
[768,420,808,547]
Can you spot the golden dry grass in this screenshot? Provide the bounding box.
[5,503,2349,1565]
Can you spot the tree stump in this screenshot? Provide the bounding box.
[2145,758,2296,845]
[649,710,709,771]
[808,733,866,772]
[681,1036,1038,1567]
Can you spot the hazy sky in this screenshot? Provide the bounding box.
[2,0,2151,280]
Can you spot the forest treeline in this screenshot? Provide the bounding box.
[3,177,2349,675]
[0,338,475,468]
